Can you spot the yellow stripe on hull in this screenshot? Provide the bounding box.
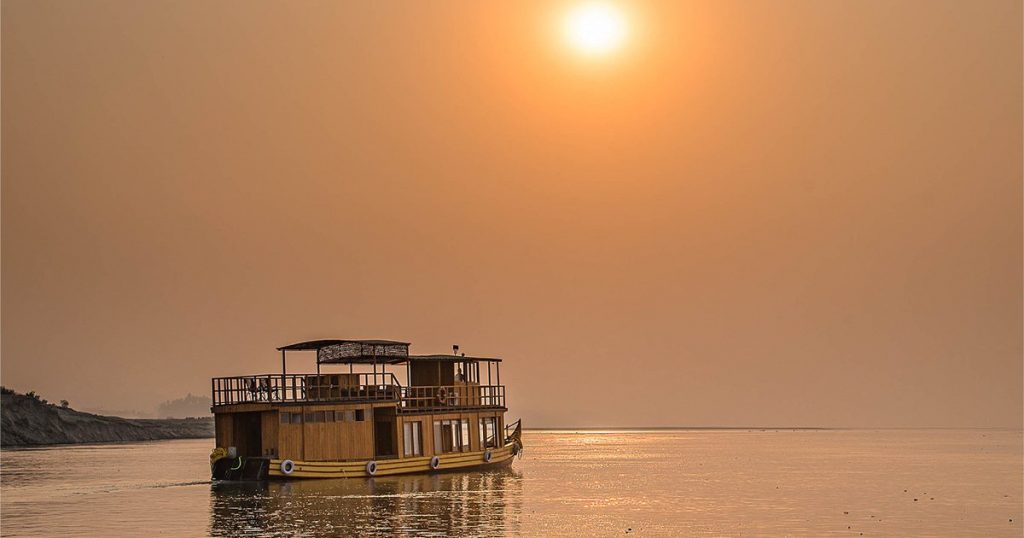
[268,443,517,479]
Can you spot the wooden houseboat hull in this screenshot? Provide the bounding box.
[212,441,519,481]
[266,442,517,479]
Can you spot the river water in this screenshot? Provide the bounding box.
[1,430,1020,536]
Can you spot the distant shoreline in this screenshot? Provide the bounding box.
[523,426,1022,431]
[526,426,831,431]
[1,390,213,448]
[0,436,215,450]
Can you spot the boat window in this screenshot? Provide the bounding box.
[433,419,469,453]
[355,409,366,421]
[403,421,422,457]
[280,413,290,425]
[433,421,444,453]
[479,416,497,448]
[291,413,303,424]
[460,419,470,451]
[314,411,325,423]
[325,410,335,422]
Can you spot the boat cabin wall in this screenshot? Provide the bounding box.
[215,403,377,461]
[215,406,507,463]
[278,403,378,461]
[410,360,454,387]
[395,410,504,460]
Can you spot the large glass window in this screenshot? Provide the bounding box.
[479,416,497,448]
[433,419,469,453]
[460,419,470,450]
[403,421,422,457]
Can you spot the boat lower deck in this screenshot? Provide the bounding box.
[266,442,518,479]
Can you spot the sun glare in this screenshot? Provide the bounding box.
[564,2,628,57]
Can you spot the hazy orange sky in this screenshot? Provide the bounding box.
[2,0,1021,427]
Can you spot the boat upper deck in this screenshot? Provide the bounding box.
[212,339,507,412]
[211,373,506,411]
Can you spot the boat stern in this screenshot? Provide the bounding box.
[211,450,271,481]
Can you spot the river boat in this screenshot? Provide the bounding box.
[209,339,522,480]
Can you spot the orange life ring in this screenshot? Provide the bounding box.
[436,387,448,404]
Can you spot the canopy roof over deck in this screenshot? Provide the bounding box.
[277,339,410,365]
[273,338,503,388]
[275,339,500,366]
[277,339,410,352]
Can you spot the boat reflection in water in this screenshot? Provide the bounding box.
[209,467,523,536]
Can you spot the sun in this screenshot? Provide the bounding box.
[564,2,628,57]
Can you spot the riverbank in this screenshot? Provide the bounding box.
[1,390,213,447]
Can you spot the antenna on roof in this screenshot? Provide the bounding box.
[453,344,459,356]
